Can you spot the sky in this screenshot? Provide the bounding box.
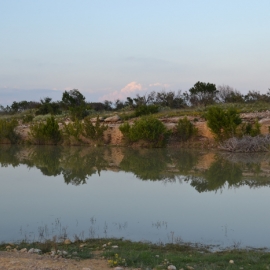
[1,0,270,105]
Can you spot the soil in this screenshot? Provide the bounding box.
[0,251,133,270]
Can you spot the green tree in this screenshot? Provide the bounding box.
[62,89,88,119]
[189,81,218,107]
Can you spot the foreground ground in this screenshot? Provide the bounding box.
[1,239,270,270]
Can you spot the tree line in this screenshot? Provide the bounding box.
[1,82,270,117]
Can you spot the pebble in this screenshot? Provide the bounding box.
[229,260,234,264]
[167,265,176,270]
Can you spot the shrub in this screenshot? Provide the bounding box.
[205,106,242,141]
[0,118,20,143]
[62,119,83,142]
[83,116,108,143]
[29,116,62,144]
[22,114,34,123]
[241,120,261,137]
[175,117,198,141]
[120,116,171,147]
[135,105,159,117]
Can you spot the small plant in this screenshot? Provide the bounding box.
[29,116,62,144]
[0,118,20,143]
[241,120,261,137]
[205,106,242,141]
[175,117,198,141]
[108,253,126,267]
[83,116,108,143]
[120,116,171,147]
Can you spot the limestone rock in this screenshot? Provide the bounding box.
[112,245,118,249]
[20,248,27,253]
[167,265,176,270]
[28,248,41,254]
[229,260,234,264]
[114,267,124,270]
[104,115,121,122]
[187,266,195,270]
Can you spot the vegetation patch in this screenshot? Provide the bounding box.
[120,116,171,147]
[1,238,269,270]
[0,118,20,143]
[29,116,62,145]
[175,117,198,142]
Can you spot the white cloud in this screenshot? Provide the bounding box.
[100,81,143,101]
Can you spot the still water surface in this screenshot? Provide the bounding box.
[0,145,270,249]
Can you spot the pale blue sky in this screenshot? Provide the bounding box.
[1,0,270,105]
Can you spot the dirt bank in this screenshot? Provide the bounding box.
[12,112,270,147]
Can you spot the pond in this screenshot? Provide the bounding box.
[0,145,270,250]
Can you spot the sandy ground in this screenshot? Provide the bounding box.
[0,251,134,270]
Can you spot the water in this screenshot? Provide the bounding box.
[0,145,270,249]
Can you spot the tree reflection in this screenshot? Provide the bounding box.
[0,145,270,191]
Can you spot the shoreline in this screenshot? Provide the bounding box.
[1,237,269,269]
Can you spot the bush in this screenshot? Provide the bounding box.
[135,105,159,117]
[62,119,83,142]
[241,120,261,137]
[120,116,171,147]
[175,117,198,141]
[83,116,108,143]
[0,119,20,143]
[205,106,242,141]
[22,114,34,123]
[29,116,62,144]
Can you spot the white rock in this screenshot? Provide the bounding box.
[112,245,118,249]
[104,115,121,122]
[168,265,176,270]
[82,268,91,270]
[155,254,159,257]
[28,248,41,254]
[229,260,234,264]
[186,266,195,270]
[102,244,107,247]
[20,248,27,253]
[51,251,56,256]
[114,267,124,270]
[80,244,86,248]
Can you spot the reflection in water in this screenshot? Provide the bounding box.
[1,145,270,191]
